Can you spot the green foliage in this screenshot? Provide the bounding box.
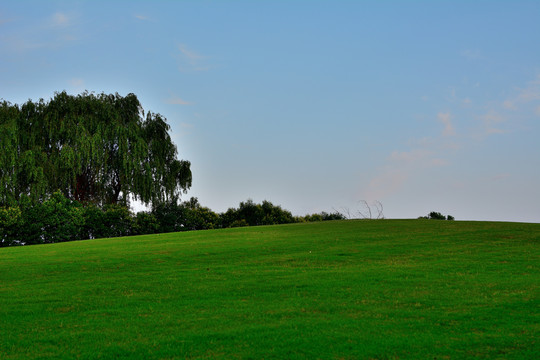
[151,201,188,233]
[132,212,160,235]
[101,204,133,238]
[0,92,191,208]
[420,211,455,220]
[78,203,110,240]
[429,211,446,220]
[221,199,295,228]
[183,200,220,231]
[0,206,23,246]
[0,190,350,246]
[320,211,347,221]
[230,219,249,228]
[19,191,84,245]
[303,213,324,222]
[298,211,346,222]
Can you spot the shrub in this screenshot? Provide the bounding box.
[230,219,249,228]
[421,212,455,221]
[133,212,160,235]
[20,191,84,244]
[0,207,23,246]
[321,211,347,221]
[428,211,446,220]
[102,204,133,238]
[152,201,187,233]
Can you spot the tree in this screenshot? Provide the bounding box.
[0,91,191,208]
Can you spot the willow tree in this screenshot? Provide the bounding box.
[0,91,191,207]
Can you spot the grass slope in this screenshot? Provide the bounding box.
[0,220,538,359]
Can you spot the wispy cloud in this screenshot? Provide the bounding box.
[437,112,455,136]
[0,17,14,26]
[51,12,70,27]
[2,11,79,54]
[461,49,482,60]
[390,149,431,163]
[364,168,408,201]
[390,149,447,167]
[70,78,84,87]
[479,111,506,135]
[503,75,540,110]
[134,14,149,21]
[165,95,192,105]
[176,44,210,72]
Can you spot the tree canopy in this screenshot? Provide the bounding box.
[0,91,191,207]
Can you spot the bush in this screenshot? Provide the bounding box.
[421,212,455,221]
[220,199,295,228]
[303,214,323,222]
[0,207,23,246]
[133,212,160,235]
[102,204,133,238]
[20,191,84,244]
[79,203,105,240]
[320,211,347,221]
[428,211,446,220]
[188,205,220,230]
[230,219,249,228]
[152,201,187,233]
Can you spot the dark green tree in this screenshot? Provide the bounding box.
[0,92,191,207]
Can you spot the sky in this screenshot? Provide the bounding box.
[1,1,539,222]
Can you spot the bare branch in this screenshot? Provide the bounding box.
[357,200,372,219]
[373,200,384,219]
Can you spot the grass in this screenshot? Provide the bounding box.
[0,219,538,359]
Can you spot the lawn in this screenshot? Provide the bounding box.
[0,220,538,359]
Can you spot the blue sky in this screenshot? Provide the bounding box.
[1,1,539,222]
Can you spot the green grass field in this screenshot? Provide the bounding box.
[0,220,538,359]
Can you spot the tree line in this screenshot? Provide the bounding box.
[0,192,345,246]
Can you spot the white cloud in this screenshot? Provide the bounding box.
[390,148,447,168]
[503,100,515,109]
[176,44,210,72]
[165,95,192,105]
[503,75,540,110]
[461,49,481,60]
[437,112,455,136]
[479,111,506,135]
[3,11,79,54]
[70,78,84,88]
[363,168,408,201]
[390,149,431,163]
[51,12,70,27]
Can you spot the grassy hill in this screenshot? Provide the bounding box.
[0,220,538,359]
